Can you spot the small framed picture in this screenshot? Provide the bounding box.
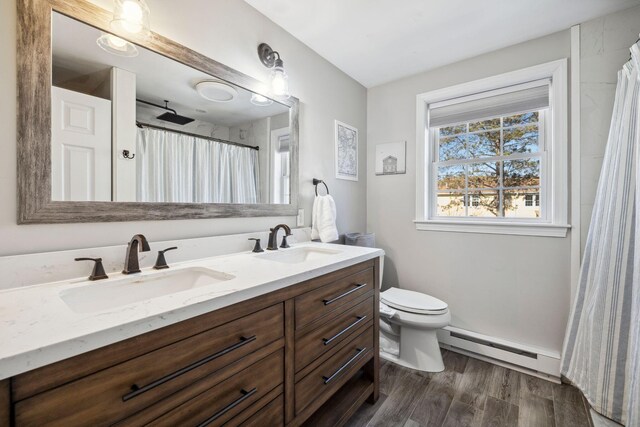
[375,141,406,175]
[335,120,358,181]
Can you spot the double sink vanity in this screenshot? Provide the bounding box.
[8,0,381,424]
[0,233,383,426]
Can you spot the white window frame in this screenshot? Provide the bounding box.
[415,59,570,237]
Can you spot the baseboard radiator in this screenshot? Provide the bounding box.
[437,326,561,382]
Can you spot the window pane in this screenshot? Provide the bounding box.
[503,189,541,218]
[439,135,466,161]
[468,162,499,188]
[503,111,538,127]
[429,108,547,221]
[437,165,465,190]
[436,192,466,216]
[503,124,539,155]
[467,191,499,217]
[469,118,500,132]
[503,158,540,187]
[439,124,466,137]
[466,130,499,158]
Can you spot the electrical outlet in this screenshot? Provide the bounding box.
[297,208,304,227]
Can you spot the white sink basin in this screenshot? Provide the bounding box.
[60,267,235,313]
[257,246,341,264]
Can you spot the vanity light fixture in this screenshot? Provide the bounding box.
[257,43,290,99]
[96,33,139,57]
[250,93,273,107]
[110,0,151,37]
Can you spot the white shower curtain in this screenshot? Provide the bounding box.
[136,127,260,204]
[193,139,260,204]
[136,128,194,203]
[561,42,640,426]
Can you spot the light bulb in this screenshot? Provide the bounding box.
[250,93,273,106]
[97,33,139,57]
[122,1,143,20]
[121,1,143,33]
[107,34,127,48]
[270,66,290,98]
[111,0,151,37]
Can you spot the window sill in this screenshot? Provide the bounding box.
[414,220,570,237]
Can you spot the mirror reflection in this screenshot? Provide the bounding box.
[51,13,291,204]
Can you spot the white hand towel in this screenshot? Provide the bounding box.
[311,194,339,242]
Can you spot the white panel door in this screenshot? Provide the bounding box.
[51,87,112,201]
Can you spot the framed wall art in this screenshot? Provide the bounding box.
[375,141,406,175]
[335,120,358,181]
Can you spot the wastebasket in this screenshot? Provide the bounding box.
[344,232,375,248]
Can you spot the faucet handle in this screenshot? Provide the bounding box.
[75,257,109,281]
[153,247,178,270]
[248,238,264,253]
[280,234,291,249]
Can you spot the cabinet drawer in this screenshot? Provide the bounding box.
[146,349,283,426]
[295,297,373,371]
[295,326,373,415]
[237,394,284,427]
[14,304,283,427]
[295,267,374,329]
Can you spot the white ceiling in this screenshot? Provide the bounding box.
[245,0,640,87]
[52,13,289,127]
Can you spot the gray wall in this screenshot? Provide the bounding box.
[580,4,640,253]
[0,0,367,256]
[367,30,572,353]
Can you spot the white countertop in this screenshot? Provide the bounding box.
[0,242,383,380]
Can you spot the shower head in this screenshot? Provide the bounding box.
[156,112,194,125]
[136,99,195,126]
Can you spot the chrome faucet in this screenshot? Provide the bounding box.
[267,224,292,250]
[123,234,151,274]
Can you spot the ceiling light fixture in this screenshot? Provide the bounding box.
[196,81,238,103]
[96,33,139,57]
[257,43,290,99]
[110,0,151,37]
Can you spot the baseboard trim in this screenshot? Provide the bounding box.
[440,344,560,383]
[438,326,561,381]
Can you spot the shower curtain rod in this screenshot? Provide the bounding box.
[136,121,259,151]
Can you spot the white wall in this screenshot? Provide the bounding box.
[0,0,367,256]
[367,30,572,353]
[580,4,640,253]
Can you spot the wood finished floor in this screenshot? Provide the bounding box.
[346,350,591,427]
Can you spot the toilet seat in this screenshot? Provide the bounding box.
[381,287,448,315]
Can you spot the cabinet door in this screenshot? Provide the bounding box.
[0,379,9,427]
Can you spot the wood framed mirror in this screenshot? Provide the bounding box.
[17,0,299,224]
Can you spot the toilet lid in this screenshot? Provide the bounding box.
[381,287,448,315]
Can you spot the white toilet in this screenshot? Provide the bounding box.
[379,287,450,372]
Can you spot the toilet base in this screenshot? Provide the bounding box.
[380,327,445,372]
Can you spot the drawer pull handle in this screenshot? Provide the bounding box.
[197,387,258,427]
[322,347,367,385]
[323,283,367,305]
[122,335,257,402]
[323,316,368,346]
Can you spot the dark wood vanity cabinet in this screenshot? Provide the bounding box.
[3,259,380,427]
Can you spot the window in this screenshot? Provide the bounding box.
[435,110,544,219]
[415,60,569,237]
[524,194,540,207]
